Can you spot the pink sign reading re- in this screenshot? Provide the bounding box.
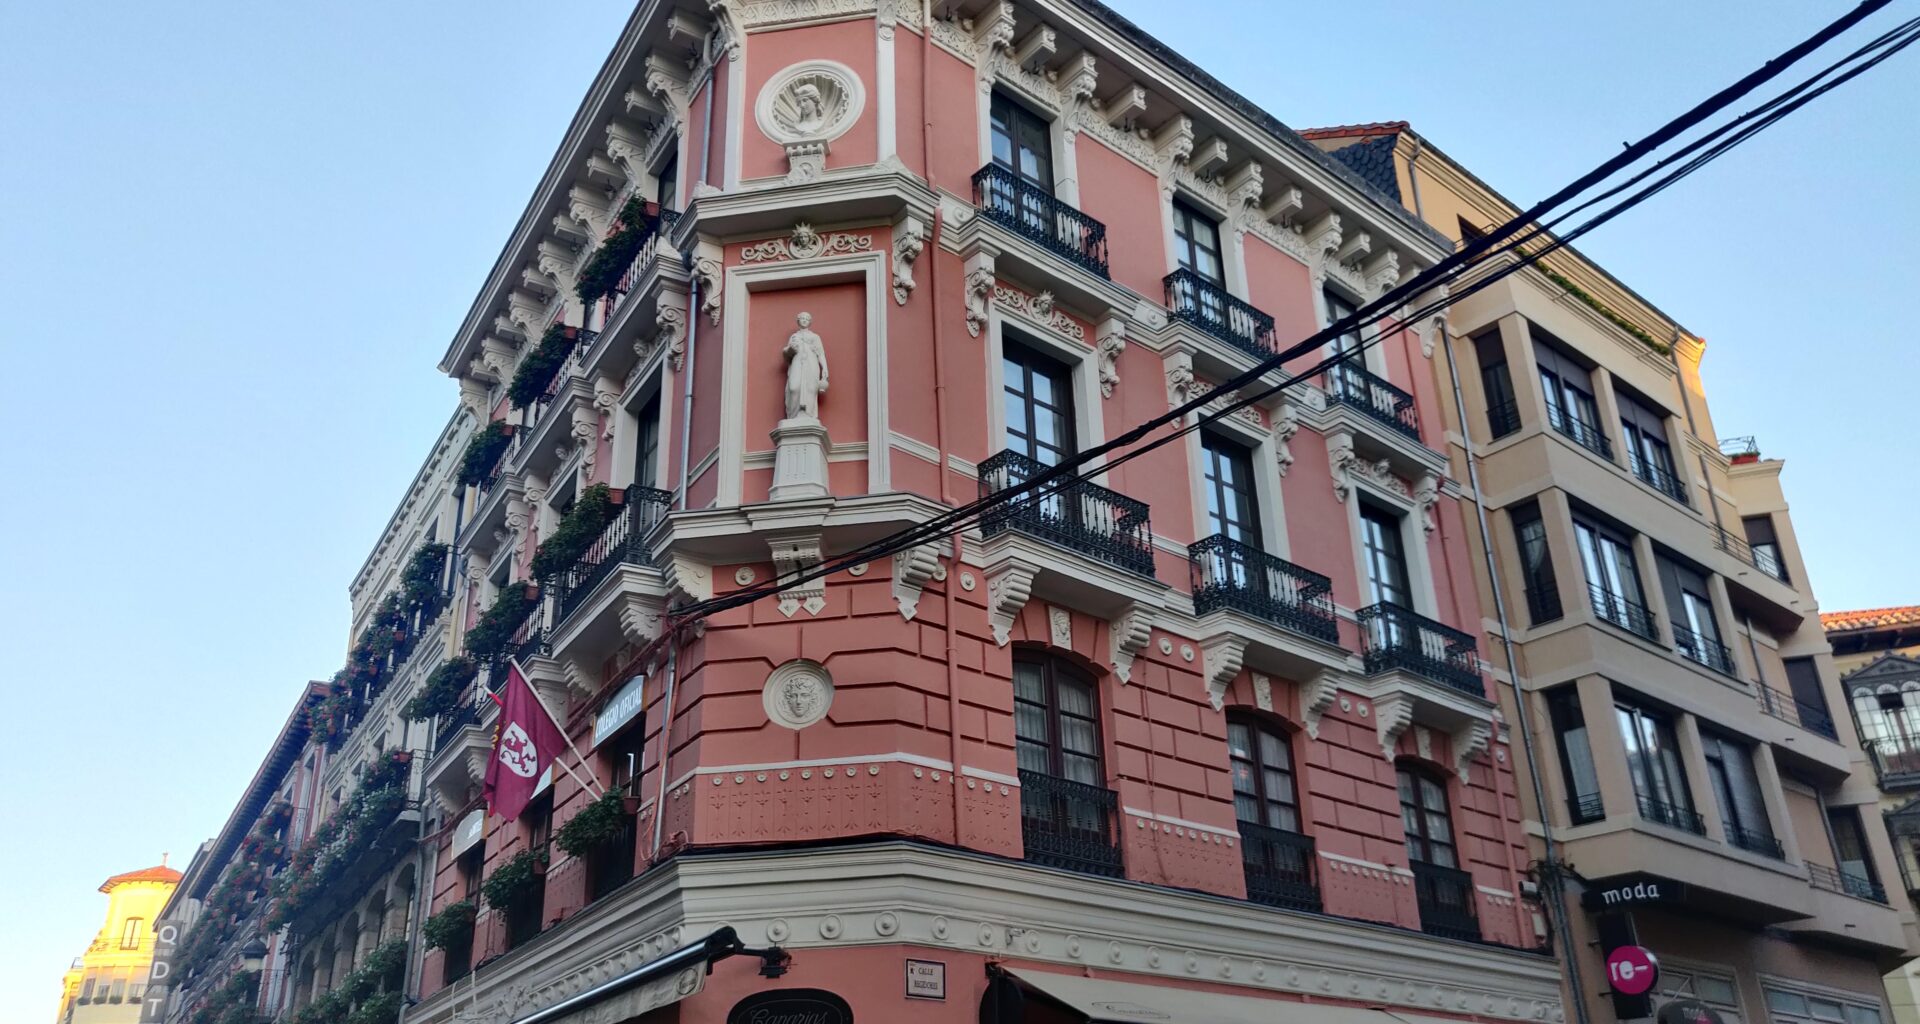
[1607,945,1661,996]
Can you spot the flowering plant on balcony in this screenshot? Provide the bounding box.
[507,324,577,409]
[400,541,449,609]
[172,801,294,982]
[575,195,661,304]
[268,755,413,932]
[421,899,476,951]
[530,484,620,581]
[456,420,515,488]
[463,583,539,664]
[186,969,257,1024]
[403,655,478,722]
[480,848,547,910]
[554,788,630,858]
[285,941,403,1024]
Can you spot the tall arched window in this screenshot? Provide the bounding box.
[1396,763,1480,940]
[1014,651,1119,876]
[1228,713,1318,910]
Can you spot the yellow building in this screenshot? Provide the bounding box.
[55,863,182,1024]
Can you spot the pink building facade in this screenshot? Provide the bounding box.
[404,3,1564,1024]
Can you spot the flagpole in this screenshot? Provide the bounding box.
[511,658,608,798]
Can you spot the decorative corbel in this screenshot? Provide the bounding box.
[656,301,688,372]
[505,290,549,340]
[1300,672,1339,738]
[458,377,493,422]
[1010,25,1055,70]
[1153,115,1195,167]
[569,402,601,476]
[1102,84,1146,129]
[1413,473,1441,535]
[891,217,926,306]
[1190,138,1230,179]
[963,255,995,338]
[891,542,943,621]
[1452,718,1493,782]
[973,0,1016,51]
[1202,633,1247,711]
[1262,185,1304,228]
[769,533,826,617]
[1096,317,1126,399]
[694,257,724,325]
[1304,212,1342,280]
[536,240,581,299]
[605,120,653,184]
[986,562,1038,647]
[1224,162,1264,217]
[1373,691,1416,761]
[1362,249,1401,297]
[1164,350,1199,409]
[1334,230,1371,270]
[1252,673,1273,713]
[1412,282,1450,358]
[1059,52,1098,107]
[593,375,622,440]
[559,657,598,702]
[567,185,614,242]
[643,52,692,122]
[663,552,712,604]
[1272,398,1300,477]
[1109,604,1156,684]
[615,591,666,645]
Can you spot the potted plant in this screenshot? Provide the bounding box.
[422,899,477,951]
[554,789,630,858]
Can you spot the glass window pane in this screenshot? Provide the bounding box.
[1810,999,1846,1021]
[1846,1007,1882,1024]
[1697,977,1738,1005]
[1769,991,1809,1016]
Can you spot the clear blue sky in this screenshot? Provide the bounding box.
[3,0,1912,1014]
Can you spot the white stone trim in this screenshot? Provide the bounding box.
[887,430,942,465]
[959,764,1022,787]
[1123,806,1238,839]
[665,752,955,794]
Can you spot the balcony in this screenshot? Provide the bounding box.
[550,487,673,627]
[1324,360,1420,442]
[1713,526,1791,584]
[1671,623,1735,675]
[1238,822,1321,912]
[1627,451,1690,506]
[1547,406,1613,461]
[1588,583,1660,643]
[1163,269,1276,361]
[1755,682,1838,741]
[522,329,598,430]
[1636,794,1706,836]
[1410,861,1480,941]
[1017,770,1122,878]
[1567,793,1605,825]
[1725,824,1785,860]
[1188,535,1339,645]
[1808,862,1888,904]
[1356,603,1483,698]
[979,450,1154,576]
[1866,738,1920,790]
[1487,397,1521,440]
[433,688,484,756]
[971,165,1110,280]
[598,207,681,325]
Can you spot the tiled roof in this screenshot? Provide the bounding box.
[1322,134,1401,203]
[1297,121,1410,141]
[100,863,182,892]
[1821,605,1920,633]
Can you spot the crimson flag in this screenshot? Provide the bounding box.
[483,662,567,821]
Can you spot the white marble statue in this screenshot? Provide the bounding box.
[792,83,826,135]
[782,312,829,420]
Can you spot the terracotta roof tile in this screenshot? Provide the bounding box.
[100,864,182,892]
[1821,605,1920,633]
[1297,121,1410,141]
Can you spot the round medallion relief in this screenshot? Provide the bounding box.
[763,659,834,729]
[755,60,865,145]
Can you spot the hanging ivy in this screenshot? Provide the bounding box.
[529,484,619,581]
[421,899,477,951]
[507,324,579,409]
[456,421,515,488]
[575,196,660,305]
[464,584,539,664]
[402,656,478,722]
[554,789,630,858]
[480,848,546,910]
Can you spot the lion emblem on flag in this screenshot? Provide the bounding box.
[497,721,539,778]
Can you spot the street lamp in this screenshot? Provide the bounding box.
[239,939,267,974]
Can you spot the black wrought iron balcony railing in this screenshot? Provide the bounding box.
[1724,824,1785,860]
[1712,526,1791,584]
[1163,268,1277,361]
[971,165,1110,280]
[433,690,484,755]
[1808,862,1888,904]
[1627,451,1690,506]
[1588,583,1660,642]
[1239,822,1321,912]
[1524,585,1564,626]
[1865,737,1920,789]
[587,804,639,902]
[1410,861,1481,941]
[1755,682,1839,741]
[1357,603,1483,697]
[1636,794,1706,835]
[1188,535,1339,645]
[1487,397,1522,440]
[1567,792,1606,825]
[1548,406,1614,461]
[1017,769,1122,877]
[1325,359,1421,441]
[978,450,1154,576]
[551,486,674,625]
[523,329,599,429]
[1671,623,1735,675]
[603,209,683,320]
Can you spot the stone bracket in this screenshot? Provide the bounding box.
[892,542,944,621]
[1201,633,1247,711]
[986,561,1038,647]
[1300,671,1339,738]
[1374,691,1416,761]
[1109,603,1156,684]
[769,532,827,617]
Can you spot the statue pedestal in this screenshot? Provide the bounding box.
[769,417,831,502]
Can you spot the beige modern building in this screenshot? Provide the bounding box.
[1305,122,1917,1024]
[55,862,181,1024]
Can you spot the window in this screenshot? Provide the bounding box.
[1853,687,1920,769]
[990,92,1053,193]
[1576,517,1654,639]
[1324,288,1362,357]
[1660,967,1743,1024]
[1534,336,1609,458]
[1512,502,1561,624]
[1547,689,1602,824]
[506,794,553,948]
[1658,555,1728,672]
[1228,715,1299,831]
[633,393,661,491]
[444,845,483,984]
[1475,332,1519,438]
[1828,806,1882,890]
[79,978,95,1005]
[1701,731,1777,856]
[654,153,679,209]
[120,917,143,949]
[1359,502,1413,609]
[1616,697,1699,832]
[1398,767,1458,868]
[108,978,126,1005]
[1619,390,1684,502]
[1782,657,1836,737]
[591,725,645,901]
[1171,200,1225,287]
[1766,982,1885,1024]
[1743,515,1788,582]
[1013,652,1120,876]
[1200,432,1260,547]
[1002,341,1076,467]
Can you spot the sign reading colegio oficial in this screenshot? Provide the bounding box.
[728,989,853,1024]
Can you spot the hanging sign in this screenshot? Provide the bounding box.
[1606,946,1660,996]
[593,673,647,748]
[728,989,853,1024]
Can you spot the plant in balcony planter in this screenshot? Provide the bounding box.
[403,655,478,721]
[481,848,548,910]
[554,789,631,858]
[456,420,516,488]
[463,583,539,663]
[401,541,449,610]
[347,991,403,1024]
[529,483,620,581]
[575,196,661,304]
[421,899,476,951]
[507,324,578,409]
